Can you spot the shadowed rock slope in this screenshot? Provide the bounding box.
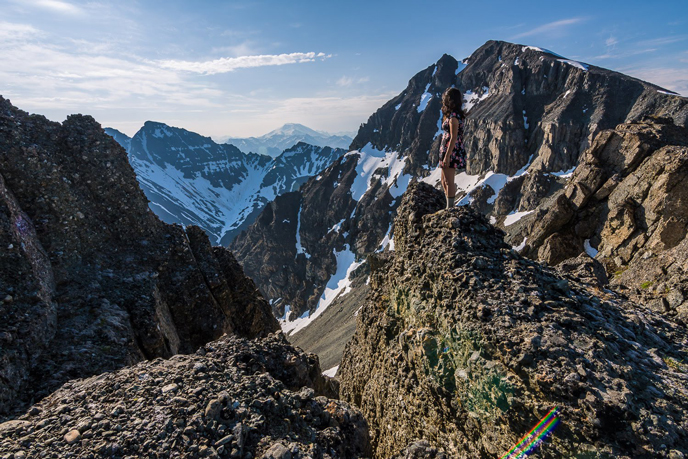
[338,182,688,458]
[0,334,370,458]
[0,97,278,416]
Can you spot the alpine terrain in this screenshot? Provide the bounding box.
[0,96,370,458]
[1,37,687,459]
[230,39,688,372]
[106,123,345,245]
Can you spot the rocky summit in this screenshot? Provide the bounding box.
[0,97,278,416]
[0,333,370,458]
[338,182,688,458]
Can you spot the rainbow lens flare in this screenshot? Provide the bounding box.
[501,407,561,458]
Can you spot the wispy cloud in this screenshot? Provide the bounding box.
[636,35,688,47]
[605,36,618,47]
[593,48,656,60]
[512,17,586,39]
[336,75,369,87]
[622,67,688,96]
[0,21,42,40]
[11,0,83,15]
[157,52,331,75]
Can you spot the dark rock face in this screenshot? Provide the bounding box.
[0,334,370,458]
[0,97,278,415]
[232,40,688,324]
[520,119,688,322]
[338,181,688,458]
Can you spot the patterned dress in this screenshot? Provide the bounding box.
[439,112,466,170]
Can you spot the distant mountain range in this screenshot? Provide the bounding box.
[219,123,353,157]
[105,122,345,245]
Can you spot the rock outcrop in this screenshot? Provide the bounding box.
[0,334,370,458]
[0,97,278,416]
[338,182,688,458]
[520,117,688,323]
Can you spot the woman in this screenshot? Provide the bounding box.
[438,87,467,208]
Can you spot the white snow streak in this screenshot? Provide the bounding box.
[504,210,534,226]
[417,83,432,113]
[282,245,361,335]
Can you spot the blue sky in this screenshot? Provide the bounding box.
[1,0,686,139]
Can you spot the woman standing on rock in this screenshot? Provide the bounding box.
[438,87,467,208]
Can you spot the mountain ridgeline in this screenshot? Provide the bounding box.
[231,40,688,328]
[221,123,353,158]
[106,124,346,245]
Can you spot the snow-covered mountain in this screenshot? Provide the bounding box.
[221,123,353,157]
[105,123,345,245]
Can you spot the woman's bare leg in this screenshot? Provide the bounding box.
[447,167,456,206]
[441,167,456,208]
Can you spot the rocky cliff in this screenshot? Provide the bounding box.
[516,117,688,324]
[338,182,688,458]
[0,97,278,416]
[0,333,370,458]
[231,40,688,327]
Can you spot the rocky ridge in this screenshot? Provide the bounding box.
[338,181,688,458]
[0,334,370,458]
[0,97,278,416]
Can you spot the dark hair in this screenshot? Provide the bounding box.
[441,87,465,120]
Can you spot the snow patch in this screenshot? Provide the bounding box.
[395,103,402,110]
[523,110,529,129]
[327,218,346,234]
[322,366,339,378]
[584,239,599,258]
[454,155,533,206]
[347,144,411,202]
[294,205,311,259]
[657,89,681,96]
[550,167,576,178]
[463,87,490,113]
[417,83,432,113]
[504,210,534,226]
[513,237,528,252]
[377,223,394,252]
[558,59,589,71]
